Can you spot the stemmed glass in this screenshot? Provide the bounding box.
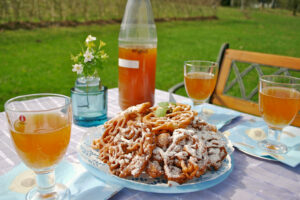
[5,94,72,200]
[184,60,219,111]
[259,75,300,154]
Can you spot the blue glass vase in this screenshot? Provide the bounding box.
[71,76,107,127]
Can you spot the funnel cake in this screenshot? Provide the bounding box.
[92,103,156,177]
[142,103,197,133]
[190,117,227,170]
[147,129,208,184]
[93,102,228,184]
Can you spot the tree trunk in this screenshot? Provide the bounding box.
[0,0,9,22]
[50,0,55,21]
[97,0,102,19]
[241,0,245,10]
[29,0,36,21]
[37,0,42,21]
[11,0,21,21]
[292,0,298,16]
[230,0,235,7]
[271,0,276,8]
[83,0,88,21]
[58,1,63,21]
[261,0,265,9]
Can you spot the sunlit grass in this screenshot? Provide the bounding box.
[0,7,300,111]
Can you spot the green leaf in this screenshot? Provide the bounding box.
[158,102,169,107]
[155,107,168,117]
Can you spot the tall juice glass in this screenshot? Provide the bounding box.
[259,75,300,154]
[184,61,219,105]
[118,0,157,110]
[5,94,72,200]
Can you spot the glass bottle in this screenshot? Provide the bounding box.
[118,0,157,110]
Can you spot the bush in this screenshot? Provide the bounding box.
[0,0,219,24]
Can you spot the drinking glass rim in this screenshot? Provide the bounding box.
[260,75,300,86]
[184,60,218,67]
[4,93,71,113]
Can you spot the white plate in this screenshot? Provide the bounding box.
[77,126,234,193]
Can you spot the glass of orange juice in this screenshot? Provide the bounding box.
[5,94,72,200]
[259,75,300,154]
[184,60,219,106]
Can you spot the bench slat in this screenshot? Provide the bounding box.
[212,45,300,127]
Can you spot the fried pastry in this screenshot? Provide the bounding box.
[143,103,197,133]
[92,102,228,184]
[189,117,227,170]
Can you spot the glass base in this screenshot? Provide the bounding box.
[26,183,70,200]
[258,139,288,154]
[192,99,205,106]
[73,114,107,127]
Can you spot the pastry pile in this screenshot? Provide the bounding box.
[92,102,227,184]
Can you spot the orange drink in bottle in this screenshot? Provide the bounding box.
[118,0,157,110]
[118,46,156,110]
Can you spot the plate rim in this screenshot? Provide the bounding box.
[78,154,234,194]
[77,126,234,193]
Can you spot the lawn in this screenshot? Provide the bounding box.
[0,7,300,111]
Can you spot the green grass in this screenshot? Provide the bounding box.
[1,7,300,111]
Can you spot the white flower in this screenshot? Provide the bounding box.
[84,50,94,63]
[72,64,83,74]
[85,35,96,43]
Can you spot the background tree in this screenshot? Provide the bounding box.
[292,0,299,16]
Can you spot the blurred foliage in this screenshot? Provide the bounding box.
[0,0,219,24]
[221,0,299,13]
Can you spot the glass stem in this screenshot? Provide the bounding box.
[199,106,208,121]
[35,170,56,195]
[268,127,281,141]
[200,107,204,119]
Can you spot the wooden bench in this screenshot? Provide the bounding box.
[169,43,300,127]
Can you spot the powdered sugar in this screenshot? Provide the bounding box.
[93,102,229,184]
